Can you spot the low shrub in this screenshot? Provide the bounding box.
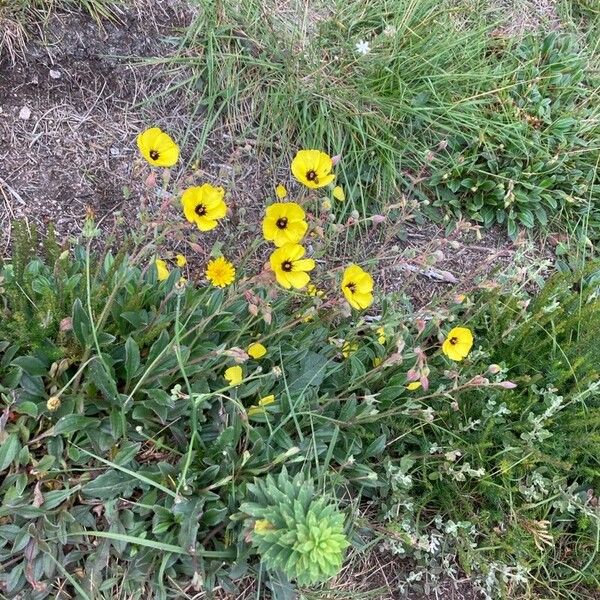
[1,129,598,599]
[430,33,600,238]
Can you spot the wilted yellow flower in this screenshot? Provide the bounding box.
[247,394,276,416]
[155,259,170,281]
[341,264,374,310]
[47,396,61,412]
[275,184,287,199]
[342,341,358,358]
[247,342,267,359]
[254,519,274,534]
[322,199,332,211]
[182,184,227,231]
[376,326,386,344]
[225,365,243,386]
[206,257,236,288]
[136,127,179,167]
[333,186,345,201]
[269,243,315,289]
[291,149,335,189]
[442,327,474,362]
[373,357,383,367]
[176,254,187,267]
[262,202,308,247]
[307,283,325,298]
[406,381,422,391]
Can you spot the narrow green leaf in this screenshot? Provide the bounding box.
[0,433,20,471]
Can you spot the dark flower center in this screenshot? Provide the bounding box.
[149,149,160,161]
[276,217,288,229]
[195,204,207,216]
[449,337,458,345]
[281,260,293,272]
[346,282,357,294]
[306,170,318,182]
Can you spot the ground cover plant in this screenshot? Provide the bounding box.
[169,0,599,240]
[0,128,599,600]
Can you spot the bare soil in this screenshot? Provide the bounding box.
[0,2,190,251]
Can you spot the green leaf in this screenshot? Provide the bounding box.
[364,434,387,458]
[518,208,535,228]
[0,433,20,471]
[124,337,141,383]
[72,299,92,346]
[88,359,118,402]
[81,469,140,499]
[15,401,38,418]
[43,415,98,437]
[69,530,235,558]
[11,356,47,377]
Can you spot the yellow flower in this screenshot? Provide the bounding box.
[406,381,422,391]
[342,341,358,358]
[225,365,243,386]
[136,127,179,167]
[254,519,274,534]
[182,184,227,231]
[247,342,267,359]
[373,357,383,367]
[333,185,345,202]
[442,327,474,362]
[269,244,315,289]
[275,184,287,199]
[205,257,236,288]
[291,149,335,189]
[247,394,276,416]
[176,254,187,267]
[155,259,170,281]
[341,264,374,310]
[307,283,325,298]
[262,202,308,247]
[376,326,386,344]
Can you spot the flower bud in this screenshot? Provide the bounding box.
[47,396,61,412]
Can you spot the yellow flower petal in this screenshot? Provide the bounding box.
[406,381,422,390]
[373,357,383,367]
[137,127,179,168]
[247,342,267,359]
[155,259,170,281]
[342,341,358,358]
[182,185,227,231]
[262,202,308,247]
[376,326,386,344]
[269,244,314,289]
[175,254,187,268]
[291,149,335,189]
[254,519,273,534]
[442,327,474,361]
[332,185,345,201]
[206,257,236,288]
[224,365,243,386]
[341,264,374,310]
[275,184,287,199]
[247,395,276,417]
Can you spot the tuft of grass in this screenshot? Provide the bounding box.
[170,0,524,213]
[164,0,599,240]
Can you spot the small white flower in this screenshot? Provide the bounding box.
[383,25,397,37]
[355,39,371,55]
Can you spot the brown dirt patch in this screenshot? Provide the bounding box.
[0,2,191,251]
